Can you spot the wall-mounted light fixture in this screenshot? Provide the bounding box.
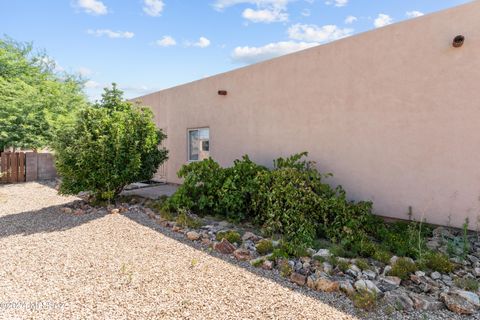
[218,90,227,96]
[452,35,465,48]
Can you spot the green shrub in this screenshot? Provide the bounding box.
[168,158,225,214]
[421,252,455,273]
[268,248,289,261]
[337,260,350,272]
[372,248,393,264]
[454,278,479,292]
[255,239,274,255]
[388,257,417,280]
[355,258,370,271]
[217,156,266,221]
[278,260,293,277]
[176,210,202,229]
[216,230,242,244]
[54,85,167,201]
[376,222,432,259]
[352,290,378,311]
[253,166,321,249]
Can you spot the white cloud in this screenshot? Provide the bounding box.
[231,41,317,64]
[78,67,93,77]
[143,0,165,17]
[213,0,290,11]
[242,8,288,23]
[87,29,135,39]
[185,37,211,48]
[325,0,348,7]
[288,23,353,43]
[74,0,108,15]
[155,36,177,47]
[374,13,393,28]
[406,11,424,18]
[214,0,290,23]
[195,37,211,48]
[344,15,357,24]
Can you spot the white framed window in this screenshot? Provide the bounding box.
[188,128,210,161]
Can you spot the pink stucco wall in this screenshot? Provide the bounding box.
[135,1,480,229]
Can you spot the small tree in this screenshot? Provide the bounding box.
[54,84,168,201]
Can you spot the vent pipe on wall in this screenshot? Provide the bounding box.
[453,35,465,48]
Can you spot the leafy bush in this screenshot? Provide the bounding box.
[168,152,388,255]
[175,210,202,229]
[454,278,479,292]
[167,155,265,221]
[217,156,266,221]
[253,167,321,250]
[352,290,378,311]
[421,252,455,273]
[376,222,432,259]
[255,239,274,255]
[388,257,417,280]
[169,158,225,214]
[372,248,393,264]
[54,85,168,201]
[216,230,242,244]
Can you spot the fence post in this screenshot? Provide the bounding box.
[25,152,38,182]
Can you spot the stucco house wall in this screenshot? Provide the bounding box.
[135,1,480,229]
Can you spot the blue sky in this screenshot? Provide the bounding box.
[1,0,472,100]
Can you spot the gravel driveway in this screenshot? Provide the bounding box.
[0,182,359,320]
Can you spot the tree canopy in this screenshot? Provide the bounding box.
[0,37,87,150]
[54,84,168,201]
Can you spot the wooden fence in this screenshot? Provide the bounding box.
[0,152,57,184]
[0,152,26,183]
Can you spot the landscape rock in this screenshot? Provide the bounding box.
[440,292,477,315]
[354,280,382,295]
[316,278,340,292]
[409,292,444,311]
[313,249,331,259]
[61,207,73,214]
[290,272,306,286]
[339,281,355,296]
[186,231,201,241]
[214,239,236,254]
[261,260,273,270]
[241,231,260,242]
[430,271,441,280]
[381,276,402,286]
[363,270,377,280]
[383,290,414,311]
[454,290,480,307]
[233,248,251,261]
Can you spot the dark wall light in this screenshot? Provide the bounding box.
[453,35,465,48]
[218,90,228,96]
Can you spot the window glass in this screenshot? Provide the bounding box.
[188,128,209,161]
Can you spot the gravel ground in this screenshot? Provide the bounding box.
[0,182,477,320]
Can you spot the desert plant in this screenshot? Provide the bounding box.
[255,239,274,255]
[454,277,479,292]
[54,85,167,201]
[176,209,202,229]
[216,230,242,244]
[420,252,455,273]
[388,257,417,280]
[352,289,378,311]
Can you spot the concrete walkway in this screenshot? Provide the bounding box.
[121,183,178,199]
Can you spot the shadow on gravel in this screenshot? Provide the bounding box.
[124,210,370,320]
[0,203,106,239]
